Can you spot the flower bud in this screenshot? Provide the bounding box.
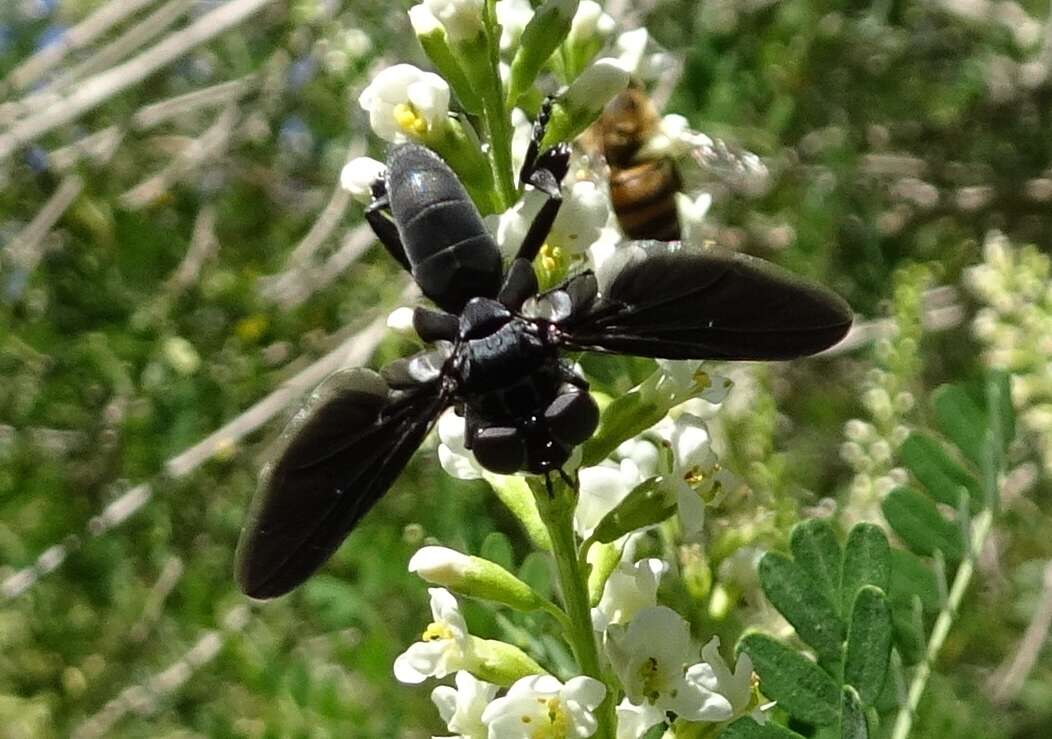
[541,59,629,145]
[423,0,485,43]
[564,0,615,77]
[496,0,534,52]
[549,180,611,254]
[506,0,580,105]
[409,546,545,612]
[339,156,386,203]
[468,636,547,686]
[410,5,483,114]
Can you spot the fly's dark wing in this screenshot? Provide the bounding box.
[236,368,447,599]
[548,241,852,360]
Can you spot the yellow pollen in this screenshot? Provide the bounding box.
[421,621,452,642]
[525,697,569,739]
[639,656,665,703]
[692,368,711,389]
[393,102,429,136]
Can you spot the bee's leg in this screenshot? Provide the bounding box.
[364,179,412,272]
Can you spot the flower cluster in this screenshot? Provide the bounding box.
[840,265,929,528]
[966,231,1052,473]
[336,2,777,737]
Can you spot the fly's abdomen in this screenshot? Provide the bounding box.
[386,145,502,311]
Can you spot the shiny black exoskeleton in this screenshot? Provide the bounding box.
[235,103,854,599]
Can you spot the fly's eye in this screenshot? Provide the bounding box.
[473,426,524,474]
[459,298,511,339]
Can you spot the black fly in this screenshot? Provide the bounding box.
[235,110,853,599]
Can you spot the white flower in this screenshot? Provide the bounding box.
[652,359,732,405]
[675,191,713,247]
[394,588,473,683]
[437,410,484,480]
[585,225,624,273]
[358,64,450,142]
[606,607,733,727]
[423,0,484,42]
[432,671,498,739]
[481,674,606,738]
[549,180,611,254]
[615,699,666,739]
[568,1,615,46]
[486,191,546,260]
[496,0,534,51]
[637,114,714,160]
[386,306,417,336]
[653,413,718,538]
[698,636,754,716]
[340,156,387,202]
[573,461,644,538]
[593,558,668,631]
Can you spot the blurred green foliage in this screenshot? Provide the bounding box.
[2,1,1052,737]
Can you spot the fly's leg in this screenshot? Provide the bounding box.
[364,179,412,272]
[514,96,572,264]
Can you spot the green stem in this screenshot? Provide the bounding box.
[481,0,517,208]
[889,509,992,739]
[533,478,616,739]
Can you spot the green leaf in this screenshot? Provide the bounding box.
[481,532,514,571]
[518,552,552,601]
[591,477,676,544]
[932,384,987,468]
[739,633,841,726]
[840,523,890,615]
[899,433,983,512]
[881,487,964,563]
[888,549,940,614]
[987,370,1015,453]
[722,716,807,739]
[890,602,925,666]
[839,686,868,739]
[580,387,666,467]
[791,519,844,617]
[843,586,893,706]
[759,552,845,663]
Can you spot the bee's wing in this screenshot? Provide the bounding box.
[547,241,852,360]
[236,367,448,599]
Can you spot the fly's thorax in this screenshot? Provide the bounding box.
[455,317,551,394]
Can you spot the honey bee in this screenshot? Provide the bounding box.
[583,83,768,243]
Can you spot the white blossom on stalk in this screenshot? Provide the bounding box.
[340,156,386,203]
[698,636,754,716]
[593,558,668,631]
[573,461,644,538]
[496,0,534,51]
[481,674,606,738]
[606,607,733,732]
[432,671,498,739]
[613,28,649,76]
[358,64,450,142]
[652,359,732,406]
[568,1,615,46]
[615,699,666,739]
[549,180,611,255]
[653,413,719,538]
[422,0,485,42]
[437,409,484,480]
[394,588,473,683]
